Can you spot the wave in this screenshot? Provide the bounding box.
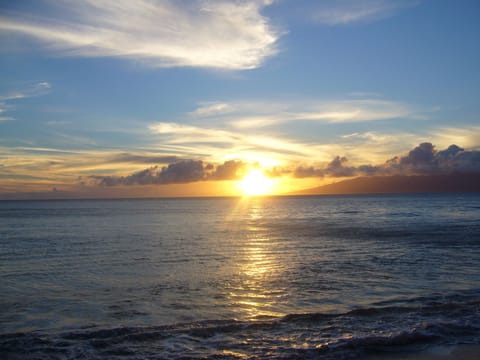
[2,292,479,359]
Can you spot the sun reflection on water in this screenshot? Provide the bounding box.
[227,197,288,320]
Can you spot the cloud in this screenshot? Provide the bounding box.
[209,160,248,180]
[149,121,314,161]
[190,102,234,117]
[190,98,423,129]
[295,156,358,178]
[91,142,480,187]
[395,142,436,173]
[294,143,480,178]
[146,96,429,167]
[295,99,418,123]
[152,160,206,184]
[430,126,480,150]
[0,82,51,121]
[385,143,480,175]
[0,82,51,101]
[0,0,279,70]
[91,159,250,186]
[0,146,180,169]
[0,115,14,122]
[310,0,418,25]
[108,153,178,165]
[149,122,236,145]
[92,160,206,186]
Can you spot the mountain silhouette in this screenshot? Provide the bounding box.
[294,173,480,195]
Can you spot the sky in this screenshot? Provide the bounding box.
[0,0,479,199]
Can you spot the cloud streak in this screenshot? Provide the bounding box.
[0,0,279,70]
[145,96,431,167]
[0,82,51,121]
[190,98,424,129]
[108,153,179,165]
[149,121,314,162]
[310,0,418,25]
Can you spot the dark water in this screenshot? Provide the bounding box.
[1,194,479,359]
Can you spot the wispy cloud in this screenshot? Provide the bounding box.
[0,82,51,121]
[339,131,428,162]
[429,126,480,150]
[108,153,179,165]
[146,96,434,168]
[189,102,234,117]
[190,98,424,129]
[0,82,51,100]
[149,121,313,164]
[0,0,279,70]
[0,113,14,122]
[149,122,236,144]
[0,146,187,189]
[310,0,418,25]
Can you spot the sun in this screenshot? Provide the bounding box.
[239,169,273,196]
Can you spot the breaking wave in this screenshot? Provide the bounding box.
[2,291,479,359]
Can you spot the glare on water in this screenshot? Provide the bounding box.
[227,199,287,319]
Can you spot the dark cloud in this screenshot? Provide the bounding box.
[294,143,480,178]
[403,142,435,165]
[93,160,206,186]
[157,160,205,183]
[294,165,323,178]
[385,142,437,174]
[91,143,480,186]
[325,156,356,177]
[295,156,356,178]
[449,150,480,173]
[92,159,248,186]
[385,143,480,174]
[208,160,247,180]
[437,144,463,158]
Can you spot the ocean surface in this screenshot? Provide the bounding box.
[1,194,479,359]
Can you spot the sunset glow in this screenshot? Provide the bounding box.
[239,170,274,196]
[0,1,479,200]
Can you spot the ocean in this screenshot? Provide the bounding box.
[1,194,479,359]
